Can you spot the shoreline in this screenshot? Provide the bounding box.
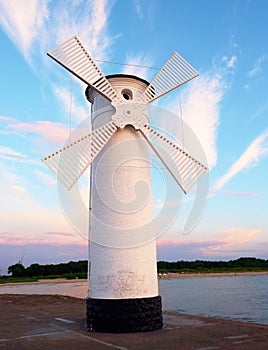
[158,270,268,278]
[1,271,268,286]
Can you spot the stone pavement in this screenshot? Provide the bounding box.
[0,294,267,349]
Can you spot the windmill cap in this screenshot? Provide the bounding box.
[105,74,150,86]
[85,74,151,103]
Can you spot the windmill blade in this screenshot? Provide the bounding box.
[140,125,208,194]
[42,121,117,190]
[48,36,118,102]
[141,52,199,103]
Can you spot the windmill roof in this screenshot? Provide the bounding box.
[106,74,150,86]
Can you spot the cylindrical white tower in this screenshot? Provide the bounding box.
[85,75,162,333]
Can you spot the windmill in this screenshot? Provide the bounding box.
[42,36,208,333]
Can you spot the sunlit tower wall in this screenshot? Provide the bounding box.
[85,75,163,333]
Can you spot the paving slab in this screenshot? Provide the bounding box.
[0,294,267,349]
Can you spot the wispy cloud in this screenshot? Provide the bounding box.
[34,169,55,187]
[0,0,50,60]
[121,53,155,81]
[157,226,264,260]
[134,0,144,19]
[216,227,262,246]
[214,129,268,193]
[0,146,38,164]
[222,55,237,68]
[217,189,260,198]
[0,115,15,122]
[0,230,85,247]
[9,120,69,145]
[157,239,223,261]
[166,73,223,169]
[53,85,89,124]
[203,227,263,258]
[0,0,115,127]
[248,54,268,77]
[0,0,114,62]
[0,240,87,274]
[43,231,76,237]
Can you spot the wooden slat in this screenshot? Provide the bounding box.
[140,125,208,194]
[48,36,118,102]
[42,121,117,190]
[141,51,199,103]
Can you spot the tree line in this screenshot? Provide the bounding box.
[6,257,268,278]
[7,260,88,278]
[157,257,268,273]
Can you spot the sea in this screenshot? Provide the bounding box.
[0,274,267,325]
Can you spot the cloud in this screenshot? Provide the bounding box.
[9,185,27,195]
[0,230,86,252]
[34,169,55,187]
[121,53,155,81]
[216,227,262,246]
[9,120,69,145]
[43,231,76,237]
[157,226,264,261]
[217,189,260,198]
[134,0,144,19]
[0,0,115,129]
[0,0,49,59]
[44,0,115,61]
[0,115,14,122]
[248,54,268,77]
[53,85,89,124]
[0,240,87,274]
[157,239,223,261]
[222,55,237,68]
[0,0,114,62]
[202,227,263,258]
[213,129,268,193]
[166,73,223,169]
[0,146,39,164]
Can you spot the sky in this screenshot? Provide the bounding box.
[0,0,268,274]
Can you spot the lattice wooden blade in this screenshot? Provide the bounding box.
[141,52,199,103]
[48,36,118,102]
[42,121,117,190]
[140,125,208,194]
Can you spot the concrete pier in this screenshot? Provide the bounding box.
[0,294,267,349]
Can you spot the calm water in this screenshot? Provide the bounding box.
[0,275,267,325]
[159,275,268,325]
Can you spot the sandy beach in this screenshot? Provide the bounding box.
[158,271,268,279]
[1,271,268,286]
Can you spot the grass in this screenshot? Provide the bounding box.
[0,272,88,284]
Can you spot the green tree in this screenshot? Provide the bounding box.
[8,263,26,277]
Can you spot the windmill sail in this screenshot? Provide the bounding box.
[48,36,118,102]
[140,125,208,194]
[141,51,199,103]
[42,121,117,190]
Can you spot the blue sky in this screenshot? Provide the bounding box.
[0,0,268,274]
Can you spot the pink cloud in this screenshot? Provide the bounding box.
[157,238,224,261]
[8,121,69,144]
[43,231,76,237]
[0,231,86,247]
[0,242,88,275]
[0,115,14,122]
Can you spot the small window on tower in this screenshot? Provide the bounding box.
[121,89,133,100]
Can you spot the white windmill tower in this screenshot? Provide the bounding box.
[42,36,208,333]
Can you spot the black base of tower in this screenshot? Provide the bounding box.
[86,295,163,333]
